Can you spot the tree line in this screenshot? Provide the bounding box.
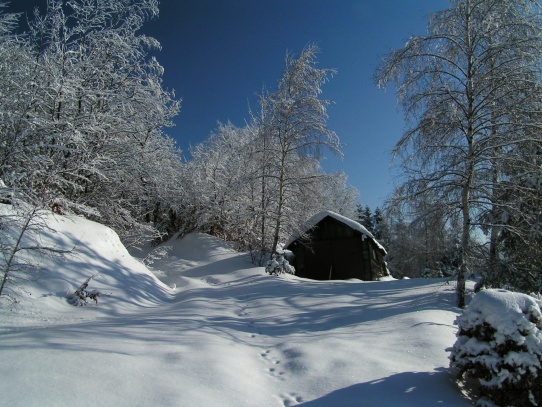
[3,0,542,308]
[176,44,358,264]
[0,0,357,299]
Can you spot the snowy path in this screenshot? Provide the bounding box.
[0,219,472,406]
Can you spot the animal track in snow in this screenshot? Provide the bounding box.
[281,392,304,406]
[237,306,260,338]
[237,306,250,317]
[259,349,285,381]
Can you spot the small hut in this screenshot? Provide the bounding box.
[285,211,388,281]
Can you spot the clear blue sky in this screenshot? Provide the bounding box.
[8,0,448,209]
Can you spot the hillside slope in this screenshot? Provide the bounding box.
[0,211,471,406]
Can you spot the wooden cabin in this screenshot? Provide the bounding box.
[285,211,388,281]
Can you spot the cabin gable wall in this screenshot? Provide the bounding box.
[288,215,387,281]
[289,217,363,280]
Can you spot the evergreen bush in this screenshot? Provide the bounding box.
[449,289,542,406]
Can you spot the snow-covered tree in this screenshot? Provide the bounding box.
[258,44,342,255]
[0,0,181,245]
[383,196,462,279]
[176,122,261,246]
[484,141,542,293]
[168,45,354,261]
[376,0,542,307]
[316,172,358,220]
[176,118,355,261]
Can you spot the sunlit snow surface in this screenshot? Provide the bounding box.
[0,211,471,406]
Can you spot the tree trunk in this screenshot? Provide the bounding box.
[271,148,287,255]
[456,0,474,309]
[457,187,470,309]
[271,169,285,255]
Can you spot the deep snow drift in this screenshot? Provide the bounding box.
[0,210,471,406]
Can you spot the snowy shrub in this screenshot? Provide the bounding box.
[421,268,443,278]
[67,274,101,306]
[265,253,295,276]
[449,289,542,406]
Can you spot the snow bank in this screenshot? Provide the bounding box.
[0,205,172,315]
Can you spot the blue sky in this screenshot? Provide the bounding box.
[8,0,448,209]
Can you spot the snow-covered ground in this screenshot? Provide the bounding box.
[0,211,472,406]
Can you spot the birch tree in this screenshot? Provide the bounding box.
[260,44,342,255]
[376,0,542,307]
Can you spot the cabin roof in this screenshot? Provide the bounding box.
[285,210,387,254]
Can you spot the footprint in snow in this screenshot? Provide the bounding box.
[281,392,304,406]
[260,350,285,381]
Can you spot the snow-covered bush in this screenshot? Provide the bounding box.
[67,274,101,306]
[449,289,542,406]
[265,253,295,276]
[421,268,444,278]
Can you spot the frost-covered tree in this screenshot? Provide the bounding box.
[259,44,342,255]
[384,214,425,278]
[176,119,354,261]
[317,172,358,220]
[0,0,181,245]
[376,0,542,307]
[383,192,463,279]
[177,122,261,246]
[170,45,353,260]
[486,140,542,293]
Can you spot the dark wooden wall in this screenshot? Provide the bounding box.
[287,216,387,281]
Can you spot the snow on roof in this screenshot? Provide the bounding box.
[286,210,387,254]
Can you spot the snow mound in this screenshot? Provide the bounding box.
[1,206,172,314]
[132,232,254,288]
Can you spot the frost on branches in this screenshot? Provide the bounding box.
[265,253,295,276]
[449,289,542,406]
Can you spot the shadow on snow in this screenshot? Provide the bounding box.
[298,369,469,406]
